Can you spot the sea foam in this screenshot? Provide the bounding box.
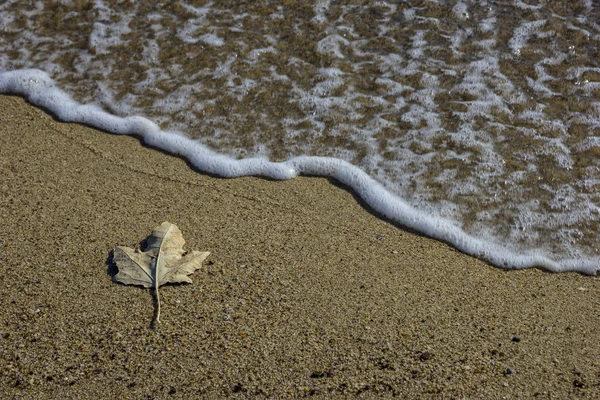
[1,68,598,275]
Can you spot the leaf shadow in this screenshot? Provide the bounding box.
[106,249,159,329]
[149,289,159,330]
[106,249,118,279]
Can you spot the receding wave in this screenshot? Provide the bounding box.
[2,69,598,275]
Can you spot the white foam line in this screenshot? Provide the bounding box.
[1,69,598,275]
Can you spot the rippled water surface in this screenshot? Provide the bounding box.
[2,0,600,264]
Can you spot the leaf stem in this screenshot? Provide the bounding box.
[155,268,161,324]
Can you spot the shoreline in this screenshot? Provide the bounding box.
[1,94,599,398]
[2,68,593,274]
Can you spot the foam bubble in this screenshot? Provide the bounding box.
[509,20,548,55]
[317,34,349,59]
[199,34,224,47]
[452,2,469,21]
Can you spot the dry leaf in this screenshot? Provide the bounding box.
[112,222,210,325]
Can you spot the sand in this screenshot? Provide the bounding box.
[1,94,599,399]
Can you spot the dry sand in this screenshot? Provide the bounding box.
[1,94,599,399]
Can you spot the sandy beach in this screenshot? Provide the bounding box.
[1,93,599,399]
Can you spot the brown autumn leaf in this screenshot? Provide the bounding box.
[112,221,210,325]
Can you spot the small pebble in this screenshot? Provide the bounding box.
[504,368,513,375]
[511,336,521,343]
[573,379,585,388]
[232,382,244,393]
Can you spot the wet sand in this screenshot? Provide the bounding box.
[1,94,599,399]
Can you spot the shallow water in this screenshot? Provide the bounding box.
[2,0,600,269]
